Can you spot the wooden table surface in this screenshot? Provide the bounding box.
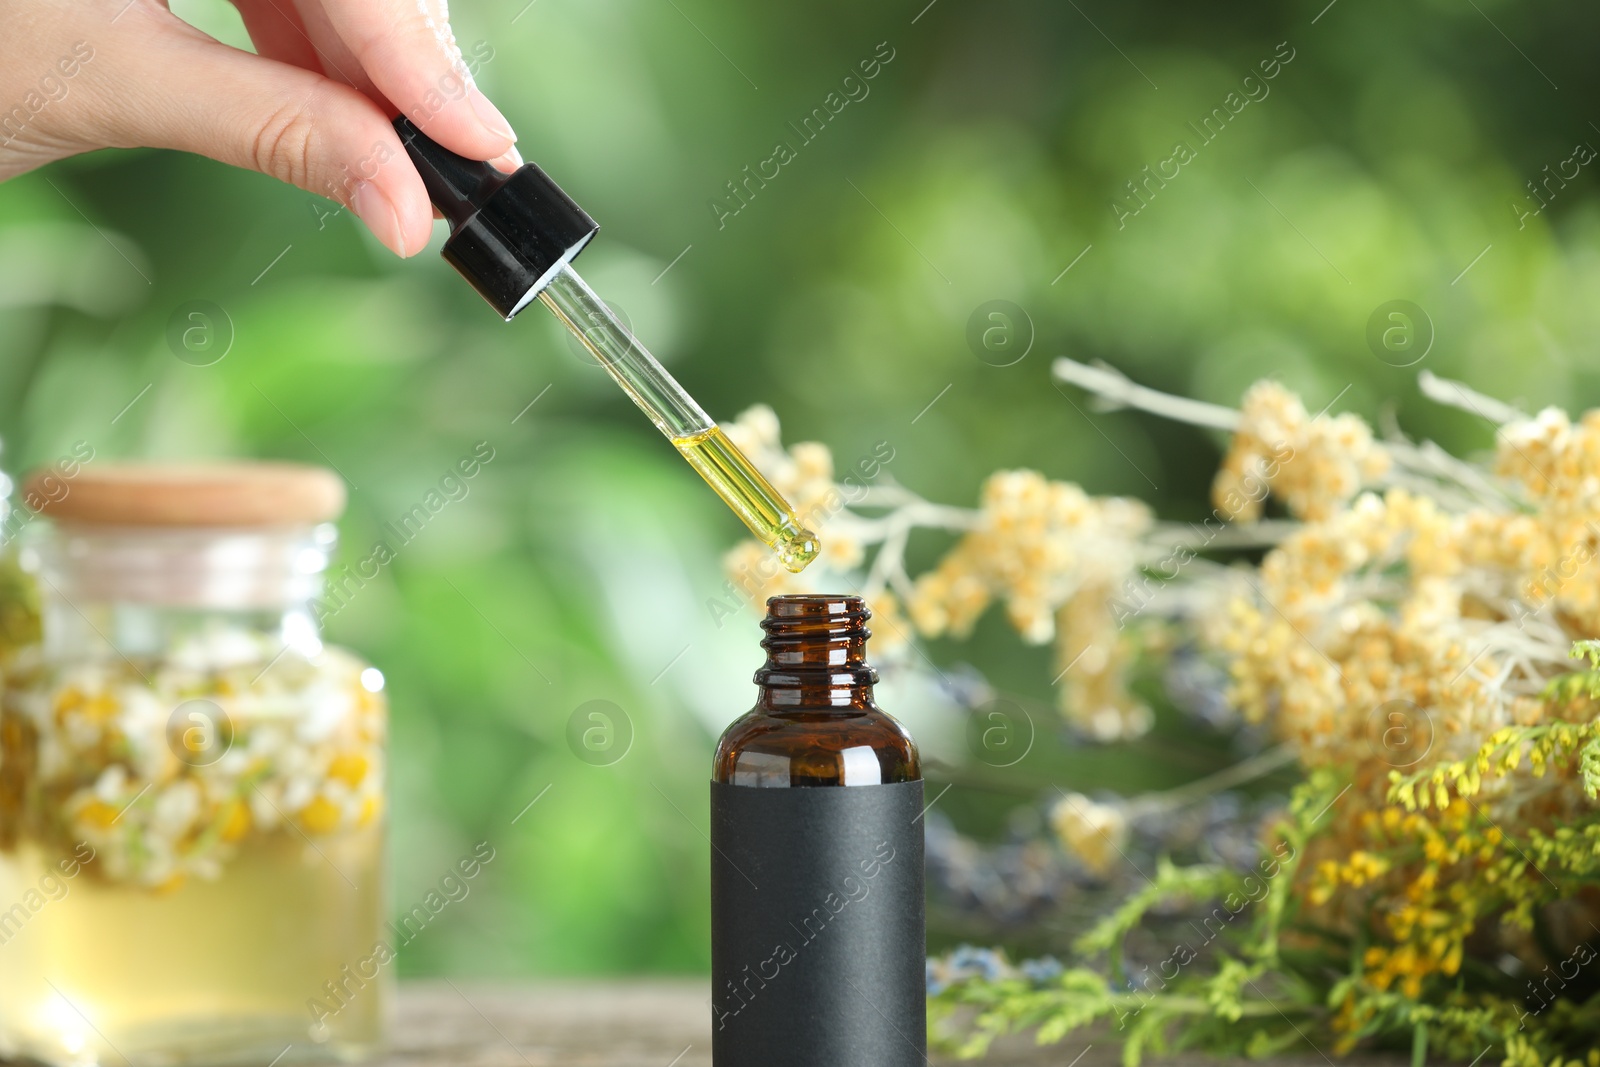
[388,981,1402,1066]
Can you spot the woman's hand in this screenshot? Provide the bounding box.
[0,0,521,257]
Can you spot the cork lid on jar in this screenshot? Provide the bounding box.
[22,462,346,526]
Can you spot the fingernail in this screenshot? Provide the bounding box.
[490,145,524,173]
[467,86,517,144]
[352,181,411,257]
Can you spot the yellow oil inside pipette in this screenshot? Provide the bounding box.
[672,427,819,572]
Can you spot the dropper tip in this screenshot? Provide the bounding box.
[776,529,821,573]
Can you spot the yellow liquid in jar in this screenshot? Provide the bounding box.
[672,427,819,573]
[0,830,386,1066]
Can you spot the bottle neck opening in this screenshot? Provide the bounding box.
[754,595,878,710]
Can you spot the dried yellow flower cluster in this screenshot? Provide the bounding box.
[908,472,1151,645]
[1049,792,1129,879]
[1205,399,1600,777]
[1216,489,1536,761]
[1493,407,1600,631]
[1214,380,1390,522]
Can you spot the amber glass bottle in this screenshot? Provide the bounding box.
[710,595,925,1067]
[714,594,918,787]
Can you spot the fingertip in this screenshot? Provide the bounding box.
[489,144,524,174]
[352,181,408,257]
[407,114,516,166]
[351,164,433,258]
[401,88,518,163]
[395,184,437,258]
[467,87,517,143]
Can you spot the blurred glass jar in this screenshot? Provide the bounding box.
[0,464,388,1067]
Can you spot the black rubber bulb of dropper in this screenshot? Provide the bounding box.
[392,116,598,319]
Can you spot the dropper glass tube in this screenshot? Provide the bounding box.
[536,264,820,572]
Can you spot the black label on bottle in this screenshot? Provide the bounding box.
[710,780,926,1067]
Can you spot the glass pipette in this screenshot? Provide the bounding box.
[536,265,818,571]
[393,117,819,572]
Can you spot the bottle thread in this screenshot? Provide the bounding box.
[754,595,878,709]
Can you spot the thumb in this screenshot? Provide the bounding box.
[91,8,433,256]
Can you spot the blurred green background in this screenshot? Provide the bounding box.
[3,0,1600,976]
